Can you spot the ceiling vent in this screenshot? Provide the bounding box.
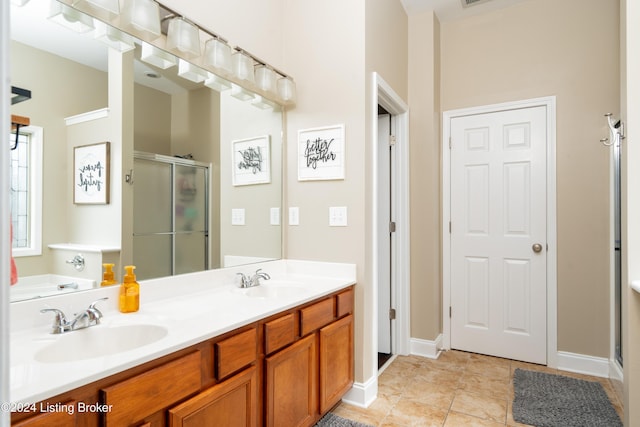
[461,0,493,7]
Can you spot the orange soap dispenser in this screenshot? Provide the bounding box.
[119,265,140,313]
[100,263,117,287]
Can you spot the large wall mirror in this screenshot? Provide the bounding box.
[9,0,284,302]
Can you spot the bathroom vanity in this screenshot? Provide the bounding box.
[9,260,355,427]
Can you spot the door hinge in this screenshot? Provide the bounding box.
[389,221,396,233]
[449,221,452,233]
[389,308,396,320]
[389,134,397,147]
[449,306,452,318]
[449,137,452,149]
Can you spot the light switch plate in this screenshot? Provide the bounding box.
[231,208,245,226]
[289,207,300,226]
[329,206,348,226]
[270,207,280,225]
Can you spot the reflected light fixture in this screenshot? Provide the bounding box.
[94,21,135,52]
[230,83,255,101]
[121,0,161,41]
[277,77,297,103]
[204,73,232,92]
[255,65,277,96]
[48,1,95,33]
[232,51,255,84]
[251,95,277,110]
[204,38,232,74]
[140,42,177,69]
[177,59,208,84]
[166,17,201,58]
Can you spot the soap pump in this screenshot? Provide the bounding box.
[119,265,140,313]
[100,263,117,287]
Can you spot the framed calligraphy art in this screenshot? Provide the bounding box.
[73,142,110,204]
[232,135,271,186]
[297,124,345,181]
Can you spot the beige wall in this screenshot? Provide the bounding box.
[220,92,282,267]
[621,0,640,424]
[133,84,172,153]
[10,41,108,276]
[408,11,441,340]
[440,0,619,358]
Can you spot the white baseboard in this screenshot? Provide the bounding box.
[342,375,378,408]
[556,351,610,378]
[409,335,442,359]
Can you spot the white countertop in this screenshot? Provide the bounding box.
[10,260,356,404]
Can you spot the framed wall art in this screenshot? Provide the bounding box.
[73,141,110,204]
[232,135,271,186]
[297,124,345,181]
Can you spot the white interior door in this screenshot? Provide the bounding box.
[378,114,392,355]
[450,106,547,364]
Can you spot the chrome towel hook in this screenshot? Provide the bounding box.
[600,113,625,147]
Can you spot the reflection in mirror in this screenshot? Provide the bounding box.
[9,0,283,299]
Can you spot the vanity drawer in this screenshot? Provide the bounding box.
[12,401,77,427]
[336,288,354,318]
[264,313,296,354]
[215,327,257,380]
[300,297,335,336]
[102,351,201,426]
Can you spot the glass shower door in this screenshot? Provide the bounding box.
[174,165,208,275]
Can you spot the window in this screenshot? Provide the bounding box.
[9,126,42,257]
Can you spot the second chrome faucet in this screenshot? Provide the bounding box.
[236,269,271,288]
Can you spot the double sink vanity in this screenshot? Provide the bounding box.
[9,260,356,426]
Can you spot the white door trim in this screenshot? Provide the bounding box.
[371,72,410,379]
[442,96,558,367]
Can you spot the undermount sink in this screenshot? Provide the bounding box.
[233,281,309,299]
[34,324,168,363]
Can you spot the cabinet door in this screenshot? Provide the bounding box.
[168,367,257,427]
[265,334,317,427]
[319,314,354,413]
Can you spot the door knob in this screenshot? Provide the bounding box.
[532,243,543,253]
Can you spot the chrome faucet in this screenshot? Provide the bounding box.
[66,254,85,272]
[40,297,108,334]
[236,269,271,288]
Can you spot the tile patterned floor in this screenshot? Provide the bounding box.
[331,351,624,427]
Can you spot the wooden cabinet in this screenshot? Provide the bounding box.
[319,314,354,413]
[169,367,257,427]
[265,287,355,427]
[102,351,202,426]
[265,334,317,427]
[12,286,354,427]
[12,402,76,427]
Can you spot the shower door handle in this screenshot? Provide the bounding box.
[532,243,543,253]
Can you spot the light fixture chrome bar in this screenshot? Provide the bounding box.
[157,4,228,44]
[232,47,291,79]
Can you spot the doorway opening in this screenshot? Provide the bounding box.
[372,72,410,381]
[377,105,393,370]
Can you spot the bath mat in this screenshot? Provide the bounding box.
[513,368,622,427]
[314,413,374,427]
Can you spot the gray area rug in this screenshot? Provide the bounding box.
[513,368,622,427]
[314,413,374,427]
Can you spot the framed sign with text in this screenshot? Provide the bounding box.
[73,142,110,204]
[232,135,271,186]
[297,124,345,181]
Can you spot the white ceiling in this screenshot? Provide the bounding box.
[401,0,530,21]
